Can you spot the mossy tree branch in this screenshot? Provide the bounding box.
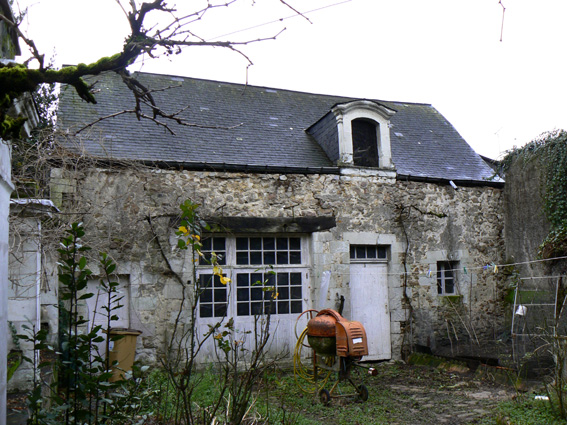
[0,0,301,139]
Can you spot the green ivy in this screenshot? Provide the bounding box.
[502,130,567,258]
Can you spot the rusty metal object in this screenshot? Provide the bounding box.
[306,309,368,358]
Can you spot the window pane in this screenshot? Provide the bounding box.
[264,252,275,264]
[356,246,366,259]
[277,252,289,264]
[200,288,212,303]
[277,238,288,250]
[213,238,225,251]
[289,238,301,250]
[289,251,301,264]
[350,246,356,259]
[278,301,289,314]
[251,288,263,301]
[290,287,302,299]
[200,275,213,288]
[278,287,289,299]
[214,304,227,317]
[366,246,377,258]
[251,273,263,285]
[237,274,249,287]
[445,281,455,294]
[277,273,289,286]
[237,303,249,316]
[213,275,224,287]
[236,238,248,250]
[263,238,275,250]
[200,304,212,318]
[352,119,379,167]
[264,273,275,286]
[199,252,211,265]
[214,289,226,303]
[378,247,387,259]
[251,302,263,315]
[290,273,302,286]
[250,237,262,250]
[291,301,302,314]
[237,288,249,301]
[201,238,212,250]
[250,251,262,265]
[236,252,248,265]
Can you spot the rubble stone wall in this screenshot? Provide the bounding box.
[46,167,505,362]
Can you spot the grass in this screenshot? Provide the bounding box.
[113,362,567,424]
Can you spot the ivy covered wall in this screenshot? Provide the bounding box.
[502,130,567,274]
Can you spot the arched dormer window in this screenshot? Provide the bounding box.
[332,100,395,170]
[352,118,379,167]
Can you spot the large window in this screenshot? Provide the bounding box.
[198,235,307,318]
[437,261,457,295]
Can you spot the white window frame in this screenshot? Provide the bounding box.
[349,244,389,264]
[332,100,395,170]
[437,261,458,296]
[197,234,310,319]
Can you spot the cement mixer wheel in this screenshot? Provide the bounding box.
[357,384,369,402]
[319,388,331,406]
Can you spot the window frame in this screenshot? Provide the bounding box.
[197,234,310,319]
[437,261,458,296]
[349,244,389,264]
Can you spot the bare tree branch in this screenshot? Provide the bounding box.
[0,0,303,138]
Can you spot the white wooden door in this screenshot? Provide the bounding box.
[350,263,391,360]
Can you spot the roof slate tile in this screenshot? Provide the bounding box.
[57,71,497,183]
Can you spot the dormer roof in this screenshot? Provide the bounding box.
[57,71,499,185]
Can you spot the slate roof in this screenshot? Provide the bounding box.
[57,71,499,185]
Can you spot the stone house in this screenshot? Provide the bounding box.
[9,70,506,383]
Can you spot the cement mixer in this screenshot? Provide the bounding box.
[293,309,376,405]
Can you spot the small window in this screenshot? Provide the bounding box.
[352,119,379,167]
[437,262,457,295]
[350,245,387,262]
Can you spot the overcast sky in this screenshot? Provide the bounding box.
[15,0,567,159]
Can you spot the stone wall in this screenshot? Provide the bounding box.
[45,166,505,363]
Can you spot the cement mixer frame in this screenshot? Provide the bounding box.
[293,309,376,405]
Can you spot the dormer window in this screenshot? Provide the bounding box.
[352,118,379,167]
[333,100,395,170]
[306,99,396,175]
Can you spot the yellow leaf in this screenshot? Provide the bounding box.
[220,276,231,285]
[193,234,201,241]
[178,226,188,234]
[213,266,222,275]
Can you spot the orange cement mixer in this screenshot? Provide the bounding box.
[294,309,376,405]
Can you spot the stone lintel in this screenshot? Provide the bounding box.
[204,216,336,234]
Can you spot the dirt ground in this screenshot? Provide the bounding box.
[361,362,517,424]
[281,361,535,425]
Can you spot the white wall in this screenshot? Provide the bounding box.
[0,141,13,425]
